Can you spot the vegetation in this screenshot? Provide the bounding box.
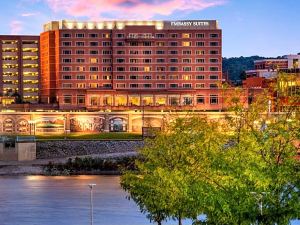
[44,156,137,175]
[121,93,300,225]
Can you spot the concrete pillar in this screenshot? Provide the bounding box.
[103,113,110,132]
[128,113,133,133]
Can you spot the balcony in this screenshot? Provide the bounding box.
[22,75,38,80]
[2,44,18,49]
[3,68,18,73]
[3,83,18,88]
[3,76,18,81]
[22,91,38,96]
[23,83,39,88]
[2,60,18,65]
[23,60,38,64]
[2,52,18,57]
[23,68,38,73]
[22,52,38,57]
[22,44,38,49]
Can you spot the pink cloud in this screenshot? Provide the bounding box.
[45,0,226,20]
[10,21,23,35]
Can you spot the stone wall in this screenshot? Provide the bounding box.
[36,140,144,159]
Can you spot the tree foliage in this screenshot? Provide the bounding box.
[121,93,300,225]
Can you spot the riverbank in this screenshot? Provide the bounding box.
[0,151,138,176]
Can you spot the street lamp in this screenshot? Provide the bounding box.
[88,184,96,225]
[251,191,267,216]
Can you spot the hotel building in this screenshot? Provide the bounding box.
[40,20,230,111]
[0,35,39,103]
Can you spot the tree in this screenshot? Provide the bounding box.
[121,93,300,225]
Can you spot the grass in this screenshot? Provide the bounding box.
[34,132,143,140]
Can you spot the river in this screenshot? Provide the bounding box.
[0,176,299,225]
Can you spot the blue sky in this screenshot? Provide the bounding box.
[0,0,298,57]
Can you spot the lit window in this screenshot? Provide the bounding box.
[90,58,98,63]
[182,33,191,38]
[182,41,191,47]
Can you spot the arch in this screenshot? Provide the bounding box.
[3,117,15,133]
[109,117,128,132]
[70,116,105,132]
[16,119,29,133]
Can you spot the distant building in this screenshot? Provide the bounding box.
[0,35,40,103]
[39,20,232,111]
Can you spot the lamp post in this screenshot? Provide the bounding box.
[251,192,267,216]
[88,184,96,225]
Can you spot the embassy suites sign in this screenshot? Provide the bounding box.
[164,20,217,30]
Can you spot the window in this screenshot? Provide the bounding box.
[182,75,192,80]
[63,95,72,104]
[182,58,191,63]
[62,67,71,71]
[196,33,205,38]
[210,95,218,104]
[182,41,191,47]
[62,83,72,88]
[210,58,219,63]
[156,50,165,55]
[103,58,112,63]
[143,50,152,55]
[102,50,112,55]
[143,75,151,80]
[103,67,112,71]
[90,67,99,71]
[170,33,178,38]
[169,75,179,80]
[156,58,165,63]
[182,33,191,38]
[130,50,138,54]
[169,41,178,46]
[210,42,219,46]
[116,58,125,63]
[143,59,151,63]
[196,95,205,104]
[76,58,85,63]
[63,75,72,80]
[76,66,85,72]
[130,67,139,71]
[157,84,166,88]
[143,42,152,46]
[77,95,85,104]
[89,33,98,38]
[116,83,126,88]
[102,41,111,46]
[170,83,178,88]
[210,50,219,55]
[90,41,98,46]
[117,50,125,55]
[156,42,165,46]
[129,59,138,63]
[103,84,112,88]
[62,42,71,46]
[90,50,98,55]
[129,42,138,46]
[157,67,165,72]
[210,67,219,71]
[62,58,72,63]
[117,67,125,72]
[196,58,205,63]
[157,75,166,80]
[90,58,98,63]
[62,33,71,38]
[196,42,205,46]
[182,50,191,55]
[116,75,125,80]
[130,75,138,80]
[183,67,191,72]
[183,83,192,88]
[196,75,205,80]
[62,50,71,55]
[170,58,178,63]
[76,75,85,80]
[196,67,205,71]
[169,50,178,55]
[76,41,85,46]
[102,33,111,38]
[210,83,218,89]
[144,66,151,72]
[90,83,98,88]
[117,42,125,46]
[90,75,98,80]
[75,33,85,38]
[210,33,219,38]
[103,75,112,80]
[196,50,205,55]
[183,96,193,105]
[77,83,86,88]
[210,75,219,80]
[195,83,205,88]
[143,84,152,88]
[116,33,125,38]
[130,84,138,88]
[155,33,165,38]
[76,50,85,54]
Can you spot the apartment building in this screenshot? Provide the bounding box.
[40,20,229,110]
[0,35,39,103]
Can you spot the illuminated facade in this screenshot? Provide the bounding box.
[40,20,230,111]
[0,35,39,103]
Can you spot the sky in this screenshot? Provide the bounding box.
[0,0,299,57]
